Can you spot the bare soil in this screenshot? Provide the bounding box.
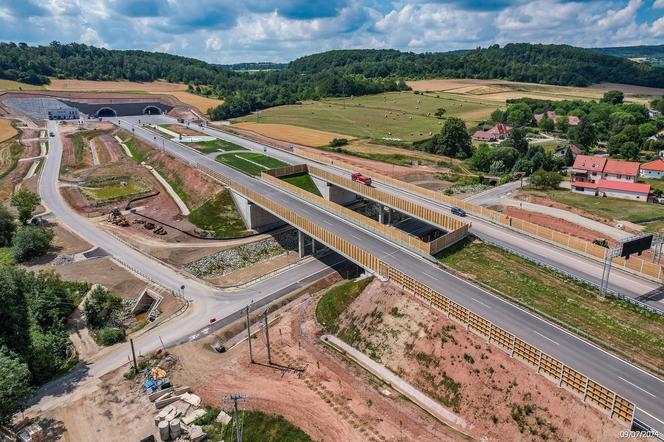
[169,289,463,441]
[0,118,17,142]
[162,124,203,137]
[334,279,623,441]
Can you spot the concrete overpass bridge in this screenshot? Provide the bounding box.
[115,118,664,434]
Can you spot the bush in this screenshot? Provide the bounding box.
[84,286,123,329]
[12,226,54,262]
[95,327,125,346]
[329,138,349,147]
[0,206,15,247]
[0,347,32,425]
[10,189,40,225]
[529,169,563,189]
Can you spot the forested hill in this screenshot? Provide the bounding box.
[589,44,664,67]
[289,44,664,88]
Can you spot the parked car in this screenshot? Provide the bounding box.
[451,207,467,217]
[49,132,55,137]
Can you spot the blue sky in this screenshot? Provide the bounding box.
[0,0,662,63]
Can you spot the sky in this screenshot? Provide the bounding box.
[0,0,662,64]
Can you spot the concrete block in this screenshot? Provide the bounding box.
[181,408,207,425]
[189,425,206,442]
[155,405,175,424]
[155,394,181,409]
[149,388,172,402]
[169,419,181,439]
[171,400,191,417]
[158,421,170,441]
[215,410,232,425]
[180,393,202,407]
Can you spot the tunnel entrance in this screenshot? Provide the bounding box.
[143,105,161,115]
[96,107,117,118]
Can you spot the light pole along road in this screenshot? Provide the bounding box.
[120,116,664,434]
[38,120,343,379]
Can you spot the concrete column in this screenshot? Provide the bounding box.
[387,207,392,226]
[312,239,317,255]
[298,230,306,258]
[378,204,385,224]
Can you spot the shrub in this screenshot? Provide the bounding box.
[95,327,125,346]
[329,138,349,147]
[12,226,54,262]
[84,286,123,329]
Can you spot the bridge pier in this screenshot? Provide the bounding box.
[312,176,357,205]
[230,190,285,232]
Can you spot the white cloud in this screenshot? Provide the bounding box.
[652,0,664,8]
[80,27,107,47]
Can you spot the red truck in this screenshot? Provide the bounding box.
[351,172,372,186]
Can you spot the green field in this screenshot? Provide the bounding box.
[187,190,250,238]
[316,277,374,333]
[216,152,287,176]
[194,407,311,442]
[280,172,321,196]
[192,139,248,153]
[437,239,664,372]
[234,91,498,143]
[545,189,664,222]
[123,136,150,163]
[81,179,149,201]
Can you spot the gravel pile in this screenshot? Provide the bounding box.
[185,230,298,278]
[50,255,74,266]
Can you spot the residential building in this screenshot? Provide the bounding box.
[649,108,662,118]
[554,144,581,160]
[534,111,556,124]
[641,159,664,179]
[567,116,580,126]
[472,123,512,141]
[570,155,648,200]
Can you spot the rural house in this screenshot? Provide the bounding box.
[534,111,556,124]
[571,155,649,201]
[641,159,664,179]
[472,123,512,141]
[554,144,581,160]
[567,116,581,126]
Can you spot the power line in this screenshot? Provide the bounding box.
[224,394,246,442]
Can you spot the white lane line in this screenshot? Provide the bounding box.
[636,408,664,426]
[351,234,363,241]
[471,297,491,309]
[422,270,438,279]
[534,331,560,346]
[618,376,657,398]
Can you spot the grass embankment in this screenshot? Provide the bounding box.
[0,119,18,143]
[545,189,664,223]
[69,131,99,167]
[280,172,321,196]
[193,139,247,153]
[437,238,664,372]
[188,191,250,238]
[0,139,23,180]
[122,136,150,163]
[216,152,288,177]
[234,91,496,142]
[194,406,311,442]
[316,277,374,333]
[81,178,150,201]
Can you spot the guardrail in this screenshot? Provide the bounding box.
[383,263,637,426]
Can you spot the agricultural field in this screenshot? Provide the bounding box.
[0,119,17,143]
[233,91,498,143]
[437,238,664,372]
[216,152,288,176]
[191,138,247,153]
[280,172,321,196]
[0,79,45,91]
[187,190,250,238]
[406,78,661,104]
[80,178,150,202]
[233,122,351,147]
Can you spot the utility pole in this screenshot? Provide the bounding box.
[130,338,138,370]
[225,394,246,442]
[263,308,272,365]
[246,304,254,364]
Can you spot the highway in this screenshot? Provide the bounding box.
[118,117,664,433]
[162,117,661,307]
[39,120,342,378]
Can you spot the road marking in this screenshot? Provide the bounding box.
[422,270,438,279]
[534,331,559,346]
[471,297,491,308]
[636,408,664,426]
[351,234,363,241]
[618,376,656,398]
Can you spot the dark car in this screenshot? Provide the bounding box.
[451,207,467,217]
[49,132,55,137]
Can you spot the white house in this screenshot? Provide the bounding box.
[641,159,664,179]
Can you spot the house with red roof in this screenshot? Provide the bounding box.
[571,155,648,201]
[472,123,512,142]
[567,116,581,126]
[640,159,664,179]
[534,111,556,124]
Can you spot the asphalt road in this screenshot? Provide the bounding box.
[39,120,342,379]
[170,117,661,307]
[119,117,664,433]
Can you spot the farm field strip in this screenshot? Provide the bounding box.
[216,152,288,176]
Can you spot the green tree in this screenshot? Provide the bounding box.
[556,117,570,133]
[639,123,658,139]
[651,98,664,114]
[509,127,529,156]
[84,286,122,330]
[10,189,41,225]
[490,108,505,124]
[602,90,624,105]
[620,141,640,160]
[538,115,555,131]
[506,102,534,127]
[0,206,16,247]
[529,169,563,189]
[0,347,32,425]
[431,117,473,159]
[569,117,596,149]
[434,108,446,118]
[27,329,72,385]
[0,268,30,354]
[467,143,493,172]
[13,226,54,262]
